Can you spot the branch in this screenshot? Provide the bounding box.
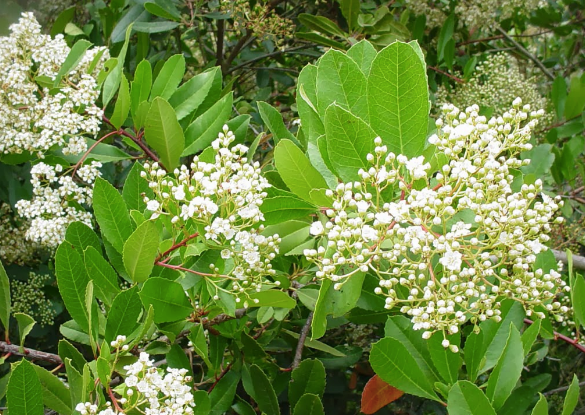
[551,249,585,271]
[154,232,199,263]
[292,311,313,370]
[0,341,62,365]
[496,27,555,81]
[544,380,585,396]
[428,66,465,83]
[227,45,311,74]
[216,19,224,68]
[524,319,585,354]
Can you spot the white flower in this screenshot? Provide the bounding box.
[146,200,160,212]
[405,156,430,180]
[439,250,462,271]
[310,221,325,236]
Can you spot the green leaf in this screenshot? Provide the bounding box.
[104,24,133,105]
[296,32,347,50]
[53,39,92,86]
[84,246,120,306]
[316,50,367,119]
[169,68,218,120]
[32,363,72,414]
[14,313,35,347]
[346,40,377,75]
[289,359,326,408]
[293,393,324,415]
[447,381,496,415]
[338,0,360,31]
[429,332,462,385]
[182,92,233,156]
[140,277,193,323]
[274,139,328,203]
[232,396,255,415]
[123,220,159,283]
[0,260,10,331]
[58,339,86,373]
[123,162,153,212]
[572,274,585,328]
[144,97,185,171]
[312,279,332,339]
[296,65,324,145]
[298,14,347,37]
[282,329,346,357]
[96,356,110,388]
[258,101,297,145]
[521,144,555,176]
[60,137,132,163]
[150,54,185,101]
[370,337,442,402]
[367,41,429,157]
[209,371,240,415]
[131,59,152,121]
[248,290,296,309]
[65,221,100,252]
[55,242,90,331]
[105,286,142,342]
[110,74,130,129]
[565,74,585,120]
[144,0,182,21]
[531,394,548,415]
[324,104,376,181]
[6,359,44,415]
[521,319,541,356]
[486,324,524,410]
[64,358,83,407]
[193,389,211,415]
[93,177,133,253]
[84,281,99,353]
[188,325,212,368]
[437,14,455,63]
[561,374,580,415]
[261,191,316,226]
[133,20,180,33]
[51,6,76,36]
[551,75,567,120]
[249,365,280,415]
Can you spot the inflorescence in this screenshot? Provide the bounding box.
[304,98,568,348]
[142,126,281,304]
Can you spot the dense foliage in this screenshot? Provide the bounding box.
[1,0,585,414]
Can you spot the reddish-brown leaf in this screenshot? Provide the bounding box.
[360,374,404,414]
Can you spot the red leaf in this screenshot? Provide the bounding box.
[360,374,404,414]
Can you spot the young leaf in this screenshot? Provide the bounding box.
[150,54,186,101]
[258,101,297,145]
[144,97,185,171]
[561,374,580,415]
[486,324,524,410]
[93,177,133,253]
[139,277,193,323]
[370,337,442,402]
[55,242,90,331]
[188,325,212,368]
[110,74,131,129]
[346,40,377,75]
[0,260,10,331]
[447,381,496,415]
[531,394,548,415]
[338,0,360,31]
[521,319,541,356]
[131,59,152,120]
[324,104,376,181]
[169,67,218,120]
[249,365,280,415]
[367,41,429,157]
[105,286,142,342]
[361,374,404,415]
[289,359,326,408]
[123,220,159,283]
[293,393,324,415]
[274,139,328,203]
[6,359,44,415]
[14,313,35,347]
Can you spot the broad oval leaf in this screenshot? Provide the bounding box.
[150,54,185,100]
[447,381,496,415]
[140,277,193,323]
[123,220,159,283]
[55,242,90,331]
[105,286,142,342]
[144,97,185,171]
[289,359,326,408]
[293,393,324,415]
[93,177,133,253]
[7,359,44,415]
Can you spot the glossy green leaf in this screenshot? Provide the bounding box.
[55,242,90,331]
[565,74,585,120]
[531,394,548,415]
[521,319,541,356]
[140,277,193,323]
[561,374,580,415]
[296,32,347,50]
[324,104,376,181]
[65,222,100,252]
[486,324,524,410]
[248,290,296,309]
[338,0,360,30]
[105,286,142,342]
[110,74,130,129]
[169,68,219,120]
[289,359,326,408]
[33,363,72,414]
[258,101,297,144]
[93,177,133,253]
[316,50,367,119]
[84,246,120,306]
[144,97,185,171]
[551,75,567,120]
[261,191,316,225]
[182,92,233,156]
[150,54,185,100]
[346,40,377,75]
[249,364,280,415]
[429,332,462,385]
[0,260,10,331]
[131,59,152,121]
[123,220,159,283]
[370,337,442,402]
[447,381,496,415]
[293,393,324,415]
[209,371,240,415]
[14,313,35,347]
[144,0,182,21]
[298,13,346,37]
[274,139,328,203]
[58,339,86,373]
[188,325,212,368]
[122,162,153,212]
[572,274,585,328]
[53,39,91,86]
[367,41,428,157]
[6,359,43,415]
[84,281,99,353]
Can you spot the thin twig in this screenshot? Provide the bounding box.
[0,341,62,365]
[292,311,314,370]
[227,45,311,74]
[428,66,465,83]
[544,380,585,396]
[154,232,199,263]
[216,19,224,68]
[524,319,585,354]
[496,27,555,81]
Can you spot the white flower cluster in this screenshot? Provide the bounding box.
[142,126,280,301]
[0,12,107,156]
[404,0,544,31]
[437,53,551,125]
[0,203,39,265]
[76,352,195,415]
[304,99,568,345]
[15,161,102,248]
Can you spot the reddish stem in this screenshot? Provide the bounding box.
[108,387,125,413]
[524,318,585,354]
[154,232,199,263]
[72,130,120,178]
[428,66,465,84]
[155,261,219,278]
[208,362,233,393]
